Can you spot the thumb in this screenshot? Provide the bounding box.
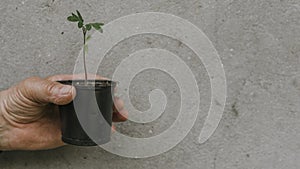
[20,77,76,105]
[46,82,76,105]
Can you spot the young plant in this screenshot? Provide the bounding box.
[67,10,104,84]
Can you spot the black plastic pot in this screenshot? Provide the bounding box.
[58,80,116,146]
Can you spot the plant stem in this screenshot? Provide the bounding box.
[83,28,87,85]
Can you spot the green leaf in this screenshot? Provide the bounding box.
[76,10,84,23]
[67,16,78,22]
[91,23,102,30]
[86,24,92,31]
[72,13,78,19]
[78,21,83,28]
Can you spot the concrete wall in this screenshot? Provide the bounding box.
[1,0,300,168]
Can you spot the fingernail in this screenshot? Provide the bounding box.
[59,85,73,95]
[114,93,122,98]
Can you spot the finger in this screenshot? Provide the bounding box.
[112,97,127,122]
[113,109,128,122]
[46,74,109,82]
[20,77,76,105]
[113,97,124,112]
[112,125,116,133]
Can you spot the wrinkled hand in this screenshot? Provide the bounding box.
[0,74,127,151]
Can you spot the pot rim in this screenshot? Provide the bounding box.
[58,80,117,89]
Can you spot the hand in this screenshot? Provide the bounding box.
[0,74,128,151]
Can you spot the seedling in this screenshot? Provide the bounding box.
[60,11,114,146]
[67,10,104,84]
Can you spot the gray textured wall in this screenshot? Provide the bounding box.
[1,0,300,168]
